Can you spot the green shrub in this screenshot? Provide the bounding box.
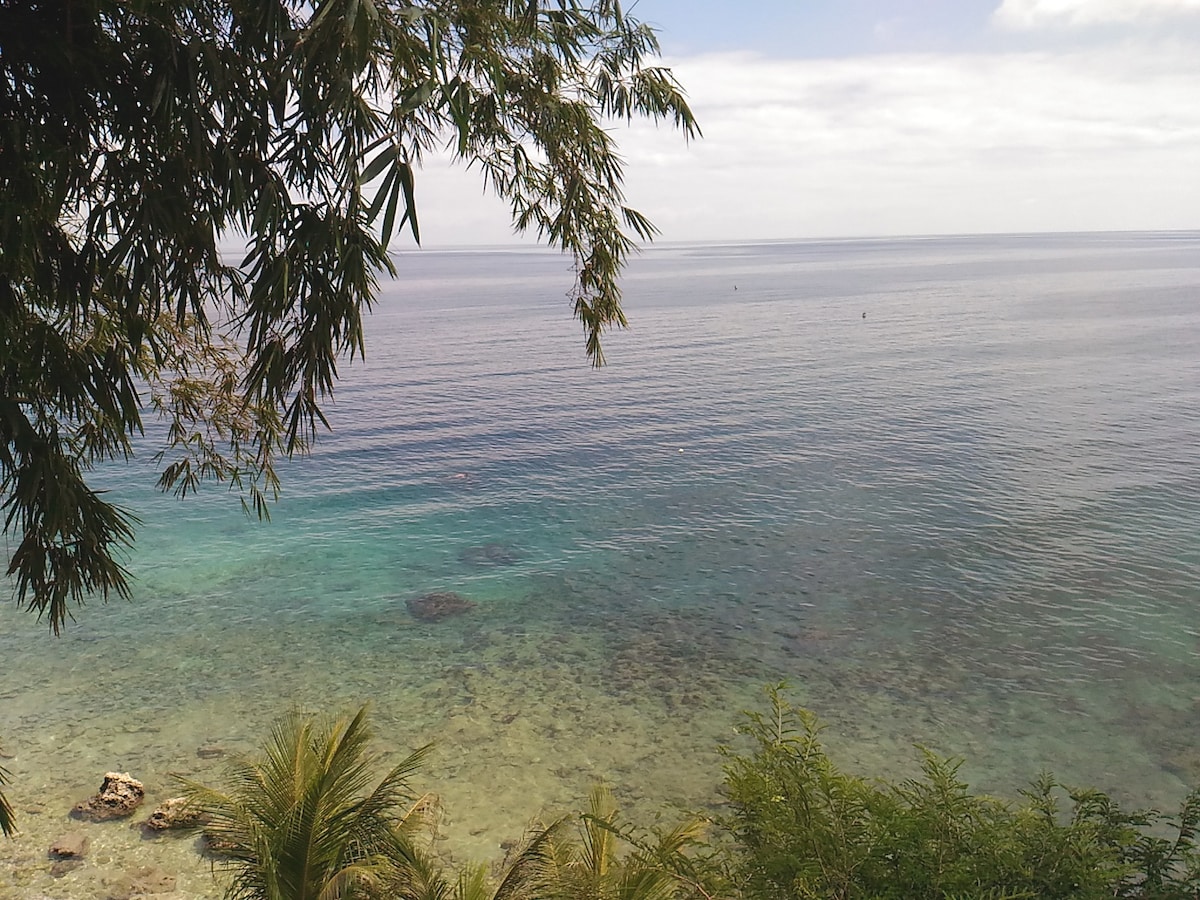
[717,684,1200,899]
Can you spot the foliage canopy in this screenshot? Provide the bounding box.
[0,0,698,631]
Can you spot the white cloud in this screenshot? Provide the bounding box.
[994,0,1200,29]
[614,43,1200,240]
[408,39,1200,244]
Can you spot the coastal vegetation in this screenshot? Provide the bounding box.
[172,687,1200,900]
[718,687,1200,899]
[180,704,711,900]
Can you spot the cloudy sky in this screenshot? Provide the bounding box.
[414,0,1200,245]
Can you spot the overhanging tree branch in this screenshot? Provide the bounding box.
[1,0,698,633]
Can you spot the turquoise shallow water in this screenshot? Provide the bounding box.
[3,232,1200,897]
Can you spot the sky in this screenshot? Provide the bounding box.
[413,0,1200,245]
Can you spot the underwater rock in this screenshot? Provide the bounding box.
[458,542,523,568]
[71,771,145,821]
[200,830,239,857]
[48,832,90,859]
[1164,746,1200,781]
[102,865,176,899]
[49,858,85,878]
[143,797,202,831]
[407,591,476,623]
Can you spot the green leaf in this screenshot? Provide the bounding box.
[359,143,398,184]
[397,161,420,244]
[366,166,398,222]
[380,165,402,248]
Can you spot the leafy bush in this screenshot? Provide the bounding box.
[718,684,1200,899]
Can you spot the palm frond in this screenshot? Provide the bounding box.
[386,834,455,900]
[183,705,433,900]
[491,817,573,900]
[581,783,620,879]
[0,753,16,837]
[453,863,490,900]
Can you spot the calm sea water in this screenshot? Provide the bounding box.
[2,232,1200,897]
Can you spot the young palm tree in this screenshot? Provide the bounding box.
[185,705,432,900]
[382,785,712,900]
[538,784,712,900]
[401,820,570,900]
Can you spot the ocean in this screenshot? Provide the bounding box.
[2,231,1199,897]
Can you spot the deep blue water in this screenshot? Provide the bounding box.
[2,231,1200,891]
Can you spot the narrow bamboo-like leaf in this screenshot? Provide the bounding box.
[380,168,402,248]
[397,161,420,244]
[397,79,436,115]
[366,166,397,222]
[359,143,397,184]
